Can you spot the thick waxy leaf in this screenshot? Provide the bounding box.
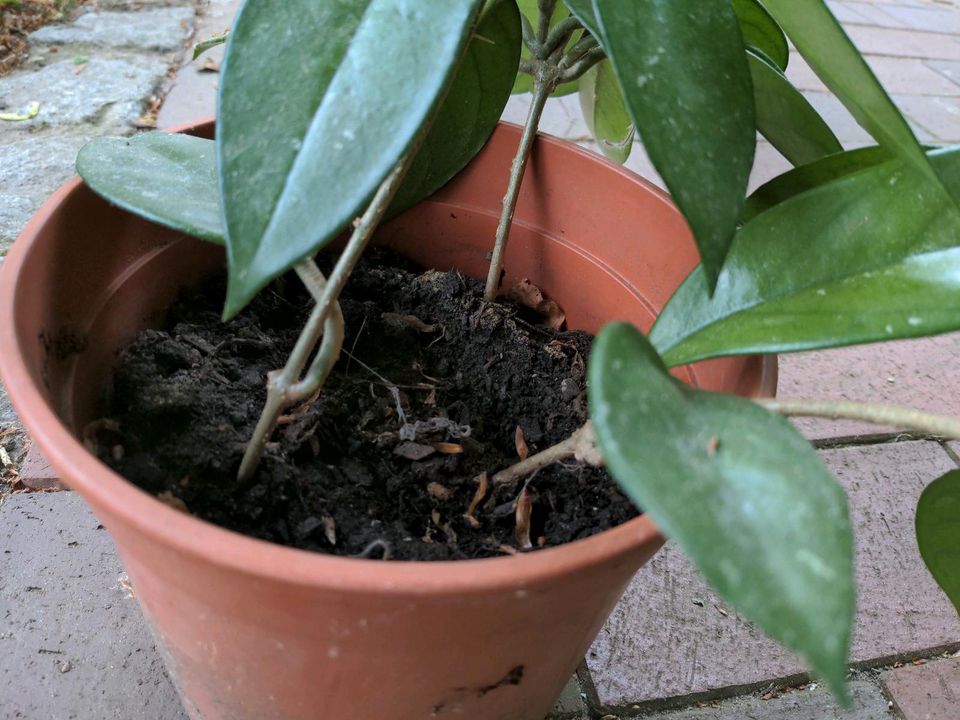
[744,145,889,221]
[77,133,223,244]
[590,323,854,699]
[916,471,960,616]
[732,0,788,71]
[650,147,960,366]
[579,59,634,164]
[218,0,483,317]
[563,0,601,40]
[594,0,755,287]
[513,0,579,96]
[761,0,949,198]
[748,50,841,167]
[388,0,522,216]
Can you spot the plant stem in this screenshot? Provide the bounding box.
[483,69,554,302]
[536,0,558,44]
[559,46,606,83]
[542,16,581,58]
[492,422,601,488]
[756,399,960,441]
[237,154,421,482]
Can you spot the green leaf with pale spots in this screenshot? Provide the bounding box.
[594,0,755,289]
[218,0,484,318]
[748,50,841,167]
[77,132,223,244]
[732,0,788,70]
[916,471,960,617]
[579,59,634,164]
[651,146,960,366]
[389,0,522,216]
[589,323,854,701]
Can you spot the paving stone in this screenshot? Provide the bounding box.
[625,680,889,719]
[892,93,960,142]
[883,656,960,720]
[926,59,960,88]
[586,441,960,707]
[825,0,876,25]
[800,92,875,146]
[157,0,243,129]
[19,445,68,491]
[844,25,960,61]
[874,3,960,34]
[865,56,960,97]
[0,56,169,132]
[549,675,589,718]
[0,492,186,719]
[30,7,194,53]
[98,0,193,8]
[0,134,90,253]
[778,334,960,440]
[844,1,913,28]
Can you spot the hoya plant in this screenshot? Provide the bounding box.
[76,0,960,702]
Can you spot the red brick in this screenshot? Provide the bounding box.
[884,656,960,720]
[19,444,68,491]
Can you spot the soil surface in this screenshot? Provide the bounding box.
[95,250,639,560]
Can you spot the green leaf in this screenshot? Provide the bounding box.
[563,0,601,40]
[595,0,755,287]
[218,0,483,317]
[916,471,960,616]
[389,0,521,216]
[743,145,889,221]
[589,322,853,700]
[732,0,788,71]
[650,147,960,366]
[192,31,228,61]
[513,0,579,96]
[578,59,634,164]
[76,133,223,244]
[748,50,841,167]
[760,0,950,199]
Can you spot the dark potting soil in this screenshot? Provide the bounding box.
[94,249,639,560]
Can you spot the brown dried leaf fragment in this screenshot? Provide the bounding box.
[515,487,533,549]
[514,425,529,461]
[432,442,462,455]
[464,472,489,528]
[156,491,189,514]
[427,482,453,501]
[381,312,437,333]
[508,278,566,331]
[321,515,336,546]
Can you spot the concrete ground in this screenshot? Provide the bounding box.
[1,0,960,718]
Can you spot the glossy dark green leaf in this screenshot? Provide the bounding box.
[562,0,601,40]
[77,132,223,244]
[513,0,579,96]
[388,0,521,216]
[590,323,853,699]
[744,145,889,221]
[916,471,960,616]
[732,0,788,71]
[218,0,483,317]
[761,0,949,198]
[650,147,960,366]
[595,0,755,287]
[748,50,841,167]
[579,59,634,164]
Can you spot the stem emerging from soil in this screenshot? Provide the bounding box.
[492,421,601,488]
[757,398,960,441]
[483,69,555,302]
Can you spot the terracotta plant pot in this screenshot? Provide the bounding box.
[0,121,776,720]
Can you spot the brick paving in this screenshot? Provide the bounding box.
[1,1,959,719]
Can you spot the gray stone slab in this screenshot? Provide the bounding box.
[874,3,960,34]
[587,441,960,707]
[0,492,186,719]
[30,8,194,53]
[893,93,960,142]
[0,134,90,253]
[157,0,242,129]
[626,680,889,720]
[0,56,169,132]
[926,59,960,88]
